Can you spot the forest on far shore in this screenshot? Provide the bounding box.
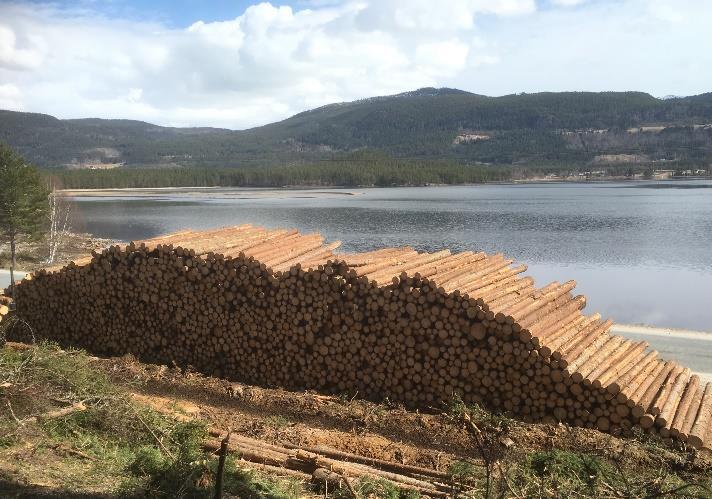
[46,153,703,189]
[47,153,513,189]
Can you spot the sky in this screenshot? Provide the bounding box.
[1,0,710,129]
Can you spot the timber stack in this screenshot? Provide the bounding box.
[8,224,712,450]
[0,295,10,326]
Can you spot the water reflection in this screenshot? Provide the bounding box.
[69,181,712,330]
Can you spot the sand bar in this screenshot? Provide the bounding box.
[611,324,712,384]
[60,187,363,199]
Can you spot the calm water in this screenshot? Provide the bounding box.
[67,181,712,331]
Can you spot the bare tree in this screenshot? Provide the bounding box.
[46,181,72,265]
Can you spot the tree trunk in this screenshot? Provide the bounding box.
[10,234,16,303]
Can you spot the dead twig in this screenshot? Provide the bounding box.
[646,482,711,498]
[6,400,22,425]
[340,472,358,499]
[462,412,493,498]
[4,316,36,344]
[50,443,96,461]
[38,401,86,420]
[132,406,175,459]
[496,461,520,499]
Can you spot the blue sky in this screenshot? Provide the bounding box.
[112,0,271,26]
[24,0,289,27]
[30,0,590,27]
[1,0,710,129]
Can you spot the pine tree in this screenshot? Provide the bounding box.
[0,144,49,302]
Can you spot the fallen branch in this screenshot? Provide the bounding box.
[38,401,86,420]
[131,406,174,459]
[50,443,96,461]
[339,471,358,499]
[6,400,22,424]
[236,460,312,480]
[280,441,452,480]
[203,434,453,497]
[210,428,453,481]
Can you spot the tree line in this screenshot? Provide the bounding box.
[45,154,512,189]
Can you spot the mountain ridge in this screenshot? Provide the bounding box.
[1,88,712,168]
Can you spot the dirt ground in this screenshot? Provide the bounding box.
[1,343,711,498]
[102,352,712,476]
[0,233,114,273]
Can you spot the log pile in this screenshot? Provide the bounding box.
[9,224,712,450]
[203,430,454,497]
[0,295,10,327]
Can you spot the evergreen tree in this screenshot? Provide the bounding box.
[0,144,49,302]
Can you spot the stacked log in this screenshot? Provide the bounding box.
[10,224,712,450]
[0,295,11,326]
[202,431,453,497]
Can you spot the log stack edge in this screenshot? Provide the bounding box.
[0,295,10,326]
[4,224,711,450]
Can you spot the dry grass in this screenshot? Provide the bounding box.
[0,342,310,498]
[0,342,710,498]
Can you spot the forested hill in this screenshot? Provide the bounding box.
[2,88,712,168]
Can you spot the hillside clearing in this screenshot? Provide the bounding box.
[0,342,710,498]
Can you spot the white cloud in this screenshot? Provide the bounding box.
[363,0,536,31]
[126,88,143,103]
[0,0,710,128]
[0,24,43,69]
[0,83,22,109]
[4,0,519,127]
[451,0,712,97]
[550,0,587,6]
[415,41,470,76]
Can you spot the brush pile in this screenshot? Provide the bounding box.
[8,225,712,450]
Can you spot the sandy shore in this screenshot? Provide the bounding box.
[60,187,363,199]
[611,324,712,384]
[610,323,712,339]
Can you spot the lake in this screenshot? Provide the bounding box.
[66,181,712,331]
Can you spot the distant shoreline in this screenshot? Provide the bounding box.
[60,186,364,198]
[58,177,712,197]
[610,323,712,339]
